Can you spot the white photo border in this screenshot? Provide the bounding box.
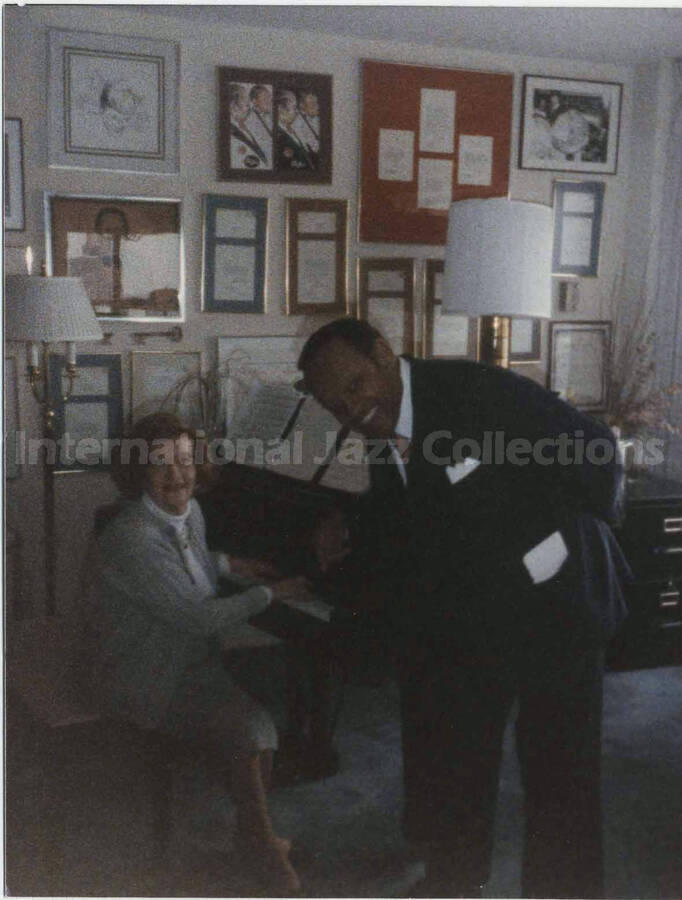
[519,74,622,175]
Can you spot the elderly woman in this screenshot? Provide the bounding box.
[82,413,301,893]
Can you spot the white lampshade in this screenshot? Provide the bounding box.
[442,198,552,319]
[5,275,103,342]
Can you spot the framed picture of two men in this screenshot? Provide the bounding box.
[218,66,332,183]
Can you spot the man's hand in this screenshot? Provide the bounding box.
[313,508,351,573]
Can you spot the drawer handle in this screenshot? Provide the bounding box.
[663,517,682,534]
[659,590,681,609]
[654,545,682,555]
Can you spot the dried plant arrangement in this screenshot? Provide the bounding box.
[600,266,682,437]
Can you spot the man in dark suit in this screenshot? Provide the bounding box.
[298,318,630,899]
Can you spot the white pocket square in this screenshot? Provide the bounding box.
[445,457,481,485]
[523,530,569,585]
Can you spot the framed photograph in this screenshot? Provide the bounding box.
[130,350,202,428]
[359,59,513,244]
[48,354,123,472]
[422,259,477,359]
[218,66,332,183]
[202,195,267,313]
[552,180,605,277]
[357,258,415,355]
[510,319,542,364]
[519,74,622,174]
[46,193,182,322]
[4,356,21,479]
[548,320,611,411]
[4,118,25,231]
[48,28,179,174]
[285,198,347,315]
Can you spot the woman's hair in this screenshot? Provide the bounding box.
[111,412,206,499]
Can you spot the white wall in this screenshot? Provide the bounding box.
[4,4,638,615]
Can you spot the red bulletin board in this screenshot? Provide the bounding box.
[359,59,514,245]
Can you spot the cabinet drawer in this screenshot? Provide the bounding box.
[625,579,682,627]
[619,503,682,578]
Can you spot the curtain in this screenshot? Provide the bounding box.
[653,58,682,479]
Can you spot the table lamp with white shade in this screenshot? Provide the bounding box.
[442,198,553,368]
[5,274,103,614]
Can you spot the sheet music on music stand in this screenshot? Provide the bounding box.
[217,336,369,493]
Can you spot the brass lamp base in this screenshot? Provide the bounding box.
[478,315,511,368]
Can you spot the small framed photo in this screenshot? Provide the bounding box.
[4,356,21,479]
[130,350,202,428]
[46,193,182,322]
[422,259,476,359]
[4,119,25,231]
[519,74,622,174]
[285,198,347,315]
[48,28,179,174]
[358,257,415,355]
[552,180,605,277]
[548,320,611,411]
[48,354,123,472]
[218,66,332,183]
[202,195,267,313]
[510,319,542,364]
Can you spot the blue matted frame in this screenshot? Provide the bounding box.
[202,194,267,313]
[552,180,605,277]
[49,354,123,472]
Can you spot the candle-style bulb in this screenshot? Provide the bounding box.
[66,342,77,365]
[28,343,40,368]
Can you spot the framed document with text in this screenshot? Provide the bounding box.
[359,59,513,244]
[285,198,347,314]
[548,320,610,411]
[358,257,415,355]
[422,259,476,359]
[202,194,267,313]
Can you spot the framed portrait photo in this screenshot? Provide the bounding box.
[48,28,179,174]
[46,193,183,322]
[202,195,267,313]
[218,66,332,183]
[4,118,25,231]
[548,320,611,411]
[519,74,622,174]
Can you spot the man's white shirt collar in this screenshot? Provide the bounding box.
[395,356,413,441]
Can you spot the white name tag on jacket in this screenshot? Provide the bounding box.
[523,530,569,585]
[445,457,481,484]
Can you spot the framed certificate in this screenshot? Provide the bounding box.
[422,258,477,359]
[552,180,605,277]
[48,354,123,471]
[285,198,347,314]
[202,195,267,313]
[357,257,415,355]
[548,320,610,411]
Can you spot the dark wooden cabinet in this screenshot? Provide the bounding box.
[608,475,682,669]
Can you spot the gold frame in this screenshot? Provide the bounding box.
[285,198,348,314]
[357,257,416,355]
[422,259,477,360]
